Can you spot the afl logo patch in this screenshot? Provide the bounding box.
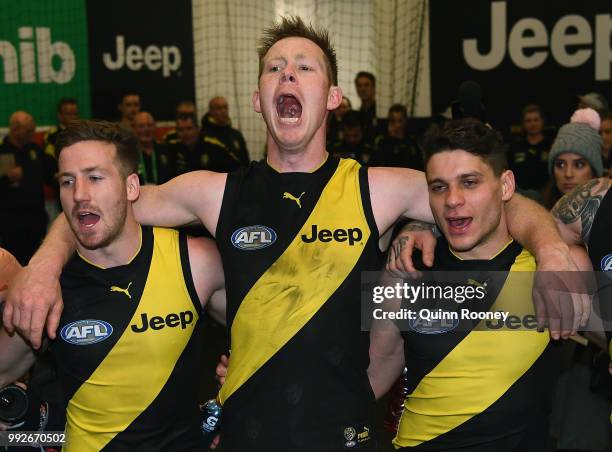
[60,319,113,345]
[231,225,277,250]
[601,254,612,278]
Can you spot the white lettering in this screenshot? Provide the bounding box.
[508,17,548,69]
[551,15,593,67]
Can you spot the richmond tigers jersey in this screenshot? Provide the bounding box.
[394,239,554,451]
[215,157,383,452]
[54,226,204,452]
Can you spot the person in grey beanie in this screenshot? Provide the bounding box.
[543,108,604,208]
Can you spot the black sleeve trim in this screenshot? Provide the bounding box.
[178,231,203,314]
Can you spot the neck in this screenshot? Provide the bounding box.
[140,142,154,154]
[265,128,329,172]
[120,118,132,128]
[361,100,375,111]
[451,216,512,260]
[77,215,142,269]
[526,133,543,145]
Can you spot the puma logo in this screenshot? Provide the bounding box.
[110,282,132,299]
[283,191,305,208]
[467,278,487,289]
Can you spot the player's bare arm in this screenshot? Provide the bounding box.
[135,171,227,236]
[187,236,226,326]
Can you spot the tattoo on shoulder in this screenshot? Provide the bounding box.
[551,178,608,243]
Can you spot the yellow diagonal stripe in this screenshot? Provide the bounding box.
[220,159,370,404]
[394,251,549,448]
[64,228,198,451]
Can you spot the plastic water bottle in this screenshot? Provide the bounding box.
[200,399,222,447]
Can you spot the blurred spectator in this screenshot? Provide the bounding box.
[371,104,423,169]
[173,113,209,174]
[507,104,553,191]
[577,92,609,117]
[133,112,177,185]
[330,110,373,165]
[0,112,56,264]
[163,100,197,145]
[201,96,250,172]
[117,91,141,129]
[43,98,79,223]
[327,96,352,150]
[542,108,604,208]
[44,98,79,159]
[600,111,612,173]
[354,71,383,142]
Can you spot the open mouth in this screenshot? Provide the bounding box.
[276,94,302,124]
[446,217,472,232]
[77,212,101,228]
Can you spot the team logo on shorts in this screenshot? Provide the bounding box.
[60,319,113,345]
[231,225,277,250]
[601,254,612,279]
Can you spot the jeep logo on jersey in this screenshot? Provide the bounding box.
[130,311,194,333]
[301,225,363,246]
[60,320,113,345]
[231,225,277,250]
[102,36,181,77]
[408,316,459,335]
[601,254,612,279]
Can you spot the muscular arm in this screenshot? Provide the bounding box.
[551,178,611,246]
[368,167,433,235]
[187,236,226,326]
[134,171,227,236]
[368,272,406,399]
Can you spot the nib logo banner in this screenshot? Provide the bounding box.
[0,0,91,126]
[429,0,612,131]
[87,0,195,121]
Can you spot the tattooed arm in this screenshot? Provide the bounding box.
[551,178,611,246]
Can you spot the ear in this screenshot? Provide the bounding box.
[327,85,343,111]
[500,170,515,201]
[126,173,140,202]
[253,90,261,113]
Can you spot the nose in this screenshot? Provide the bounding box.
[73,177,89,202]
[445,185,464,209]
[564,164,574,180]
[281,67,296,83]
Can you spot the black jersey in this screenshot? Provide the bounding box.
[394,239,553,451]
[587,187,612,353]
[54,226,204,451]
[215,157,383,451]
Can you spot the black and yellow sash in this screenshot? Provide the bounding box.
[219,159,370,404]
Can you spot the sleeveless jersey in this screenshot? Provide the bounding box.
[587,187,612,354]
[394,239,553,451]
[54,226,204,451]
[215,157,383,451]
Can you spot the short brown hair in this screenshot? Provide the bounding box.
[521,103,543,120]
[423,118,508,176]
[257,16,338,85]
[56,120,139,177]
